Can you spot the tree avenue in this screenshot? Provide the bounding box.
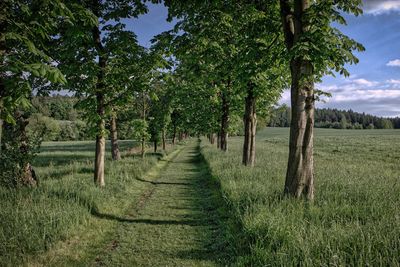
[1,0,363,201]
[6,1,400,266]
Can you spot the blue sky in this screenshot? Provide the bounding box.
[124,0,400,117]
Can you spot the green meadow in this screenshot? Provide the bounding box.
[201,128,400,266]
[0,140,170,266]
[0,128,399,266]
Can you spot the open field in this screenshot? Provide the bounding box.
[1,128,399,266]
[201,128,400,266]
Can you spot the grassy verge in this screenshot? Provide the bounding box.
[200,128,400,266]
[0,140,178,266]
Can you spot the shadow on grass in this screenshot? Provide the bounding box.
[90,209,205,226]
[41,169,75,181]
[34,154,91,167]
[167,141,237,265]
[40,141,138,153]
[135,177,191,186]
[45,142,235,265]
[121,151,164,160]
[191,141,251,265]
[40,143,95,153]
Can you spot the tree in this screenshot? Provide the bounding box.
[102,27,149,160]
[340,113,347,129]
[280,0,364,199]
[163,1,241,152]
[0,0,78,186]
[148,73,174,152]
[230,0,287,166]
[162,1,288,163]
[0,0,72,152]
[54,0,148,186]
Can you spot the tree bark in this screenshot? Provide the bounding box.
[242,84,257,167]
[110,113,121,161]
[162,129,166,150]
[17,113,38,187]
[220,91,229,151]
[281,0,315,200]
[217,132,221,148]
[154,139,157,153]
[94,93,106,187]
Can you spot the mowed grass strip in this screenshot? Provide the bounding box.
[0,140,177,266]
[91,141,231,266]
[201,128,400,266]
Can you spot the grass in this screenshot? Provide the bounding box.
[0,140,175,266]
[2,129,399,266]
[91,141,230,266]
[200,127,400,266]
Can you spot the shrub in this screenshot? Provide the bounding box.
[27,114,61,141]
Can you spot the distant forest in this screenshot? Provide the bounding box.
[28,95,150,141]
[28,97,399,142]
[269,105,400,129]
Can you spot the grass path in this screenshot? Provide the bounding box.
[89,141,226,266]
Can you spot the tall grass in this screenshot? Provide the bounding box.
[201,128,400,266]
[0,140,170,266]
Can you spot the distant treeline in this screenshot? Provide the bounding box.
[269,105,400,129]
[28,95,92,141]
[28,95,249,142]
[29,97,399,142]
[29,95,150,141]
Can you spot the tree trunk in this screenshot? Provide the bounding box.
[220,91,229,151]
[94,93,106,187]
[0,117,3,155]
[110,113,121,161]
[141,91,146,159]
[172,125,176,145]
[281,0,315,200]
[18,113,37,187]
[217,132,221,148]
[154,139,157,153]
[162,129,166,150]
[92,8,106,187]
[284,59,314,199]
[242,84,257,167]
[210,133,215,144]
[141,137,145,158]
[21,163,37,186]
[0,20,4,156]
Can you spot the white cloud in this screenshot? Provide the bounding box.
[386,59,400,67]
[364,0,400,15]
[279,76,400,117]
[279,89,290,103]
[331,89,400,102]
[352,78,379,87]
[387,79,400,84]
